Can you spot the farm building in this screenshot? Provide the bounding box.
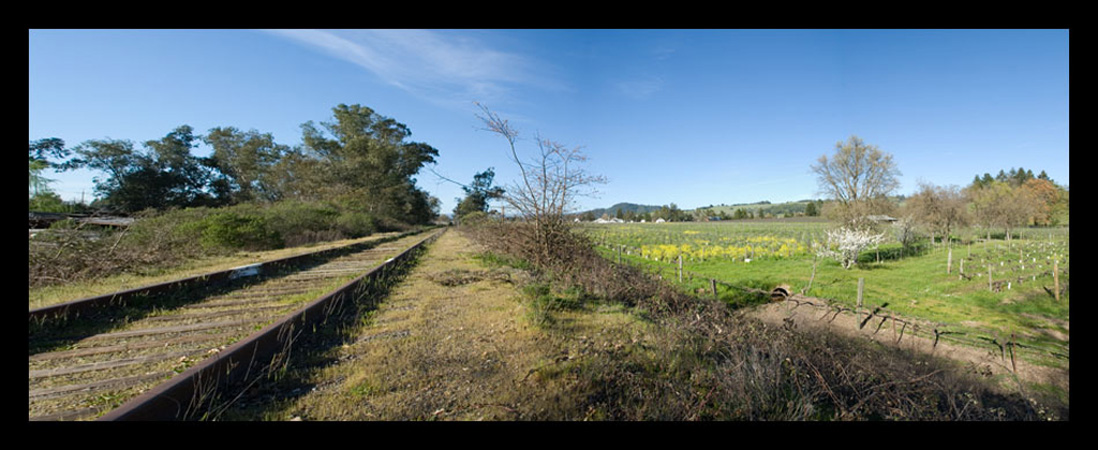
[29,211,134,230]
[865,215,898,223]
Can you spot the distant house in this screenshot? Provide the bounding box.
[866,215,898,223]
[29,211,71,229]
[81,216,135,228]
[29,211,134,229]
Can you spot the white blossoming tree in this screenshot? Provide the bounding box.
[818,227,885,269]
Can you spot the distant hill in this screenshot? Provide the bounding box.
[579,202,664,218]
[578,196,926,221]
[697,200,820,218]
[578,200,824,220]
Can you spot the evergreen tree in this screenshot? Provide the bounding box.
[299,104,439,224]
[804,201,818,217]
[453,168,504,220]
[64,126,218,212]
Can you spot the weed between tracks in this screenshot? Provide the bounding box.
[196,233,440,421]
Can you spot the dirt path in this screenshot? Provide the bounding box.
[253,229,594,420]
[747,296,1069,392]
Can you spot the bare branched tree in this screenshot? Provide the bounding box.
[905,182,969,246]
[811,136,901,228]
[475,102,605,265]
[965,180,1038,241]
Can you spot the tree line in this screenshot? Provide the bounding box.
[883,168,1066,246]
[811,136,1068,247]
[29,104,441,225]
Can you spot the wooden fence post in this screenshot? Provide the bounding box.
[947,247,952,274]
[856,277,865,324]
[988,265,993,292]
[1054,260,1060,301]
[711,279,717,299]
[678,254,683,283]
[1009,332,1017,373]
[994,331,1004,362]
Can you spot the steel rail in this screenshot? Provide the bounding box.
[95,227,445,421]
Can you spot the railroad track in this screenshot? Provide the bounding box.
[29,228,445,421]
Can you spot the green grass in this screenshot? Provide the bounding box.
[584,221,1069,369]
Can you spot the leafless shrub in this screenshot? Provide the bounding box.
[29,220,192,288]
[475,103,605,268]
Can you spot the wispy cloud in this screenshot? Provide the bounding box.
[615,76,664,100]
[652,44,677,61]
[268,29,548,106]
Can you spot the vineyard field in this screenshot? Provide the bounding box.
[579,221,1069,369]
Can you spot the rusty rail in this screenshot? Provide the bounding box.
[95,228,444,420]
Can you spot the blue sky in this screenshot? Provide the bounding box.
[29,29,1070,214]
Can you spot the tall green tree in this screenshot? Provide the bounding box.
[64,138,141,207]
[29,138,75,212]
[142,125,215,206]
[299,104,439,223]
[803,201,818,217]
[29,138,70,195]
[65,126,217,212]
[453,168,505,220]
[203,127,288,204]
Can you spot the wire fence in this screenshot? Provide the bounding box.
[594,240,1070,372]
